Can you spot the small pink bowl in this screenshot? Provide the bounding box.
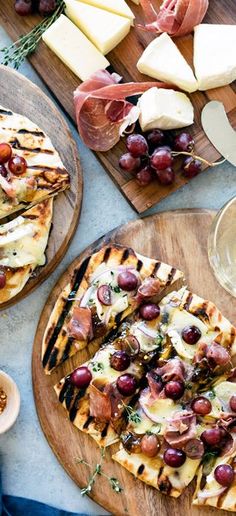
[0,370,20,434]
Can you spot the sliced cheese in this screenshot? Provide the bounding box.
[42,14,109,81]
[166,308,208,360]
[138,87,194,132]
[88,343,138,382]
[132,398,182,435]
[137,33,198,93]
[65,0,131,55]
[194,24,236,90]
[78,0,135,24]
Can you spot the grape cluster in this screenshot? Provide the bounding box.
[119,130,202,187]
[14,0,56,16]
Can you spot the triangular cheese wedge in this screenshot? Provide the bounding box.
[137,32,198,93]
[194,24,236,90]
[78,0,135,24]
[65,0,131,54]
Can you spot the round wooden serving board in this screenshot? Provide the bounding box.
[0,65,82,309]
[33,210,236,516]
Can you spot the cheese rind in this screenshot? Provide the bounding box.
[194,24,236,90]
[137,33,198,93]
[78,0,135,23]
[138,87,194,131]
[65,0,131,55]
[42,14,109,81]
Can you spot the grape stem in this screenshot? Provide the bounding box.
[171,151,226,168]
[0,0,65,69]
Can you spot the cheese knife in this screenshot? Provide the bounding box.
[201,101,236,167]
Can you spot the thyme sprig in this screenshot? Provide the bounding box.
[0,1,65,69]
[76,448,123,496]
[122,402,141,424]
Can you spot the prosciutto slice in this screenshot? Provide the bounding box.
[67,306,92,341]
[89,379,123,422]
[155,357,185,383]
[138,0,209,37]
[164,410,197,447]
[74,69,173,152]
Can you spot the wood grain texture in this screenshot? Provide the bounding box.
[32,209,236,516]
[0,66,82,309]
[0,1,235,213]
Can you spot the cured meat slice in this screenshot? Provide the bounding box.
[138,0,209,37]
[74,69,173,151]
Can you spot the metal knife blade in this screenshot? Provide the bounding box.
[201,101,236,167]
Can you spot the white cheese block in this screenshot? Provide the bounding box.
[78,0,135,24]
[137,33,198,93]
[0,217,46,267]
[194,24,236,90]
[138,87,194,131]
[42,14,109,81]
[65,0,131,55]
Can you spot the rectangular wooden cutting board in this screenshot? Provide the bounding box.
[0,0,236,213]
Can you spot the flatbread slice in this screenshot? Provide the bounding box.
[0,198,53,303]
[42,244,184,374]
[0,105,70,220]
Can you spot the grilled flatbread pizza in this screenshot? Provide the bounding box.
[0,105,70,220]
[42,244,184,374]
[0,198,53,303]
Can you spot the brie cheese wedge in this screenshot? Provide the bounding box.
[138,88,194,131]
[65,0,131,55]
[194,24,236,90]
[42,14,109,81]
[78,0,135,24]
[137,33,198,93]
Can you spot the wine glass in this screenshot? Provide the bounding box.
[208,196,236,296]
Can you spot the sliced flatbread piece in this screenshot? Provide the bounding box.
[0,105,70,220]
[0,198,53,303]
[42,244,184,374]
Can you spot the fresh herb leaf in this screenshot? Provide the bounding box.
[90,362,104,372]
[147,423,162,435]
[155,334,163,352]
[76,448,122,496]
[185,383,193,390]
[122,403,141,424]
[113,285,121,293]
[208,389,216,399]
[161,312,169,325]
[0,1,65,69]
[202,450,218,465]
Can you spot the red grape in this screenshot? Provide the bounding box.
[117,374,137,396]
[214,464,234,487]
[141,434,160,457]
[119,153,140,172]
[201,428,222,446]
[184,439,204,459]
[0,165,8,178]
[183,157,201,178]
[0,143,12,164]
[156,167,175,185]
[182,326,201,345]
[118,271,138,291]
[174,132,194,152]
[97,285,112,306]
[164,380,185,400]
[164,448,186,468]
[151,149,173,170]
[110,351,130,371]
[147,129,165,148]
[70,366,92,389]
[39,0,56,16]
[0,271,6,289]
[136,166,153,186]
[117,335,140,357]
[8,155,27,175]
[139,303,160,321]
[15,0,33,15]
[230,395,236,412]
[126,134,148,157]
[192,396,212,415]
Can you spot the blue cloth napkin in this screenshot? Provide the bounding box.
[0,470,90,516]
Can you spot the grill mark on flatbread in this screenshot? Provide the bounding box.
[192,302,210,323]
[17,128,45,137]
[61,337,74,363]
[48,347,59,371]
[183,292,193,311]
[27,165,63,171]
[101,423,109,438]
[121,248,131,263]
[167,267,176,285]
[69,389,86,422]
[137,259,143,272]
[42,255,91,368]
[83,416,94,429]
[11,138,54,154]
[152,261,161,276]
[137,464,145,475]
[0,108,13,115]
[59,380,71,404]
[103,247,111,262]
